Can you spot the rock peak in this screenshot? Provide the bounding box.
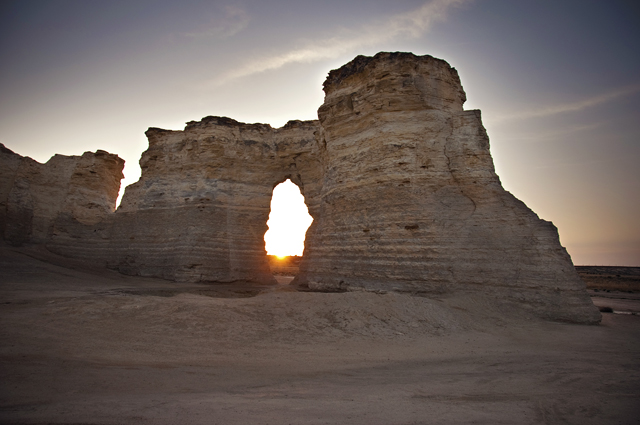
[184,116,273,132]
[322,51,466,113]
[324,52,460,91]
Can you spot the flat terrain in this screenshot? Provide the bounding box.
[1,244,639,424]
[577,266,640,292]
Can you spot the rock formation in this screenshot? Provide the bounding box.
[46,118,322,283]
[0,52,600,324]
[0,144,123,246]
[296,53,599,323]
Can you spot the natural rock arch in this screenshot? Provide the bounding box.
[0,52,600,324]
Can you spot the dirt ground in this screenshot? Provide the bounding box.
[1,245,639,424]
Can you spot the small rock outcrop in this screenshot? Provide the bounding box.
[0,52,600,324]
[0,144,123,246]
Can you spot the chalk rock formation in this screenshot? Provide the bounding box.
[294,52,599,323]
[0,52,600,324]
[47,117,321,283]
[0,144,123,246]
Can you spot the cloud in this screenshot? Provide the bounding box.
[499,121,611,143]
[182,5,249,39]
[212,0,471,86]
[495,83,640,122]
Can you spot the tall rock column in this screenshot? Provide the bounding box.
[295,52,600,324]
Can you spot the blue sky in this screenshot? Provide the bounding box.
[1,0,638,265]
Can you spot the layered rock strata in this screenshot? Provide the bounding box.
[47,118,322,283]
[295,53,599,323]
[0,52,600,323]
[0,144,123,246]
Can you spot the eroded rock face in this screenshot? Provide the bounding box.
[295,52,599,323]
[0,52,600,323]
[47,117,321,283]
[0,144,123,246]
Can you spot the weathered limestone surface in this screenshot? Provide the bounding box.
[0,52,600,323]
[295,52,599,323]
[47,117,321,283]
[0,144,123,246]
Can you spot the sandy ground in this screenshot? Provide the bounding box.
[1,245,639,424]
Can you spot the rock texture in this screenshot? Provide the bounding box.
[0,144,123,246]
[295,52,599,323]
[47,117,321,283]
[0,52,600,323]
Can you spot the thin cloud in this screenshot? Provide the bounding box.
[212,0,471,86]
[499,120,611,143]
[532,157,619,170]
[495,83,640,122]
[182,5,249,39]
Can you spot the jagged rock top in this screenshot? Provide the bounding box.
[146,117,320,136]
[324,52,458,87]
[281,119,319,130]
[184,116,273,132]
[318,51,468,123]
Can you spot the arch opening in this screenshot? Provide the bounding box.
[264,179,313,282]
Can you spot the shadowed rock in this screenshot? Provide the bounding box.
[0,145,123,246]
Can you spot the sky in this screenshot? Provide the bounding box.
[1,0,639,265]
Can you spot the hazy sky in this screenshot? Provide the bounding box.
[1,0,639,265]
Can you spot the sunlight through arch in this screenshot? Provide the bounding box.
[264,179,313,257]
